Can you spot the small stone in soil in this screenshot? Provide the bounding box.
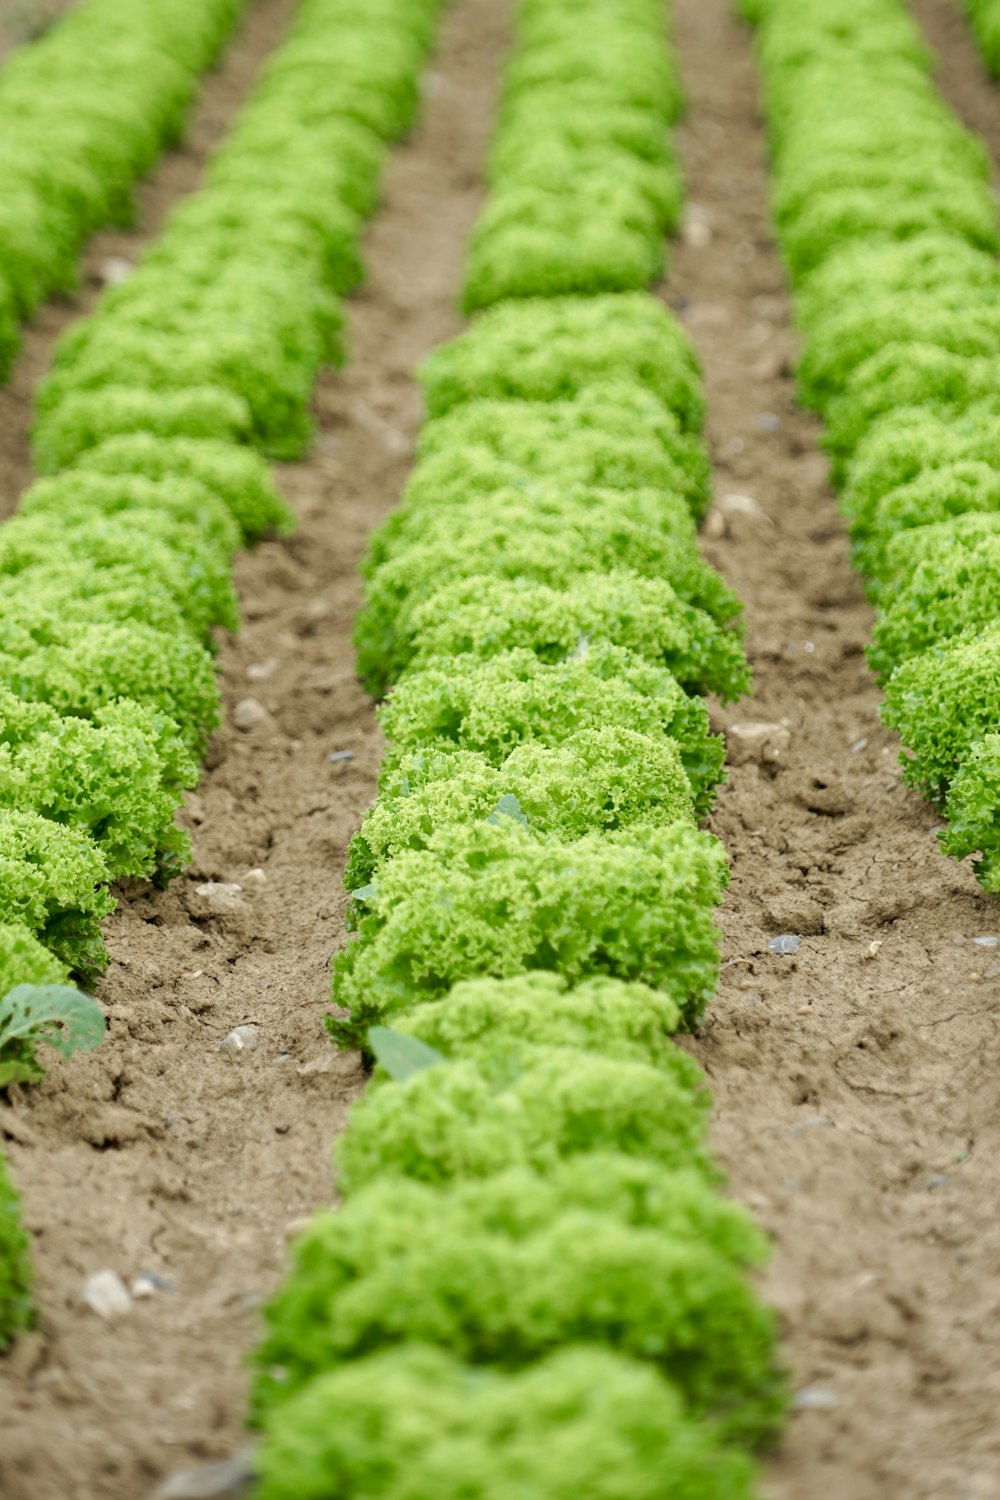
[152,1447,257,1500]
[913,1173,950,1192]
[769,934,801,955]
[242,867,267,887]
[794,1385,839,1411]
[757,411,780,431]
[132,1271,174,1299]
[972,936,998,947]
[100,256,133,286]
[850,737,868,753]
[192,881,251,918]
[220,1025,260,1058]
[727,719,792,766]
[682,217,711,248]
[232,697,273,732]
[82,1270,131,1320]
[274,1121,291,1135]
[791,1115,834,1135]
[328,749,355,763]
[245,660,277,681]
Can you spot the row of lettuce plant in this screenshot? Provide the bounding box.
[0,0,448,1354]
[0,0,254,378]
[251,1,787,1494]
[964,0,1000,73]
[742,0,1000,893]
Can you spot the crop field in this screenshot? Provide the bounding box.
[0,0,999,1496]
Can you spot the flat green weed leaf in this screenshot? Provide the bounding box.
[0,984,105,1077]
[368,1026,445,1082]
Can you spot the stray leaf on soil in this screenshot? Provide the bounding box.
[0,983,105,1089]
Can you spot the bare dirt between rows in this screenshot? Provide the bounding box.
[0,0,508,1495]
[0,2,75,60]
[670,0,1000,1495]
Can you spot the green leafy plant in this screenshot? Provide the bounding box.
[32,384,253,473]
[0,982,105,1089]
[376,646,724,814]
[942,733,1000,889]
[746,0,1000,893]
[417,384,710,513]
[356,490,736,694]
[0,0,251,372]
[0,1150,32,1350]
[0,809,113,979]
[345,728,695,888]
[254,1157,784,1447]
[0,922,68,997]
[395,972,688,1070]
[855,461,1000,586]
[255,1344,759,1500]
[882,621,1000,802]
[74,434,293,542]
[420,291,704,429]
[869,517,1000,680]
[962,0,1000,77]
[336,1041,715,1192]
[458,0,682,314]
[400,571,748,703]
[331,819,728,1044]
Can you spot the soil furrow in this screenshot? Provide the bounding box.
[0,2,75,61]
[909,0,1000,165]
[0,0,297,519]
[0,2,509,1496]
[669,0,1000,1495]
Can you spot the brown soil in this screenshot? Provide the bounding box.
[670,0,1000,1495]
[0,2,75,58]
[0,0,508,1495]
[910,0,1000,172]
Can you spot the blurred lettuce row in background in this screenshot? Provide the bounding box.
[0,0,447,986]
[0,0,450,1343]
[253,0,788,1496]
[964,0,1000,74]
[743,0,1000,893]
[0,0,252,374]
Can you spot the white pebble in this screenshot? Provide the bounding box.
[100,256,133,286]
[232,697,272,732]
[220,1025,260,1058]
[794,1385,839,1411]
[193,881,251,917]
[82,1270,131,1320]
